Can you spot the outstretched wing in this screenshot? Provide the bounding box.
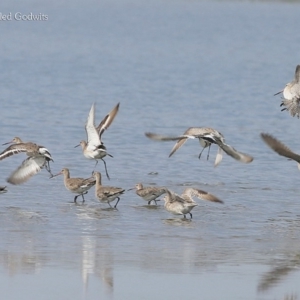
[96,103,120,140]
[145,132,191,157]
[213,136,253,163]
[261,133,300,163]
[7,156,47,185]
[183,187,223,204]
[164,189,186,204]
[145,132,185,141]
[85,103,101,146]
[0,143,28,161]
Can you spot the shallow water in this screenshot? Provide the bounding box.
[1,0,300,299]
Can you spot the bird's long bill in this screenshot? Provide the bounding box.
[127,187,135,191]
[273,90,283,96]
[2,140,13,146]
[106,153,113,158]
[51,171,63,178]
[74,144,80,148]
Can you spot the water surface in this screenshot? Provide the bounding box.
[1,0,300,299]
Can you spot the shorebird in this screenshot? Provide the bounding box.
[0,137,54,185]
[274,65,300,118]
[145,127,253,166]
[92,171,125,208]
[274,65,300,99]
[52,168,96,203]
[75,103,119,180]
[261,133,300,168]
[128,183,167,205]
[0,186,7,194]
[163,187,223,219]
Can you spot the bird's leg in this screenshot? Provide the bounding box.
[101,158,110,180]
[74,195,79,203]
[114,197,120,208]
[183,215,187,219]
[206,144,211,160]
[198,147,205,160]
[81,191,88,203]
[108,201,112,208]
[189,212,193,219]
[148,200,151,205]
[45,161,54,177]
[93,160,99,173]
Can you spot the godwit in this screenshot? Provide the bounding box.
[92,171,125,208]
[52,168,96,203]
[261,133,300,168]
[145,127,253,166]
[76,103,119,180]
[0,186,7,194]
[274,65,300,118]
[0,137,54,185]
[275,65,300,99]
[163,187,223,219]
[128,183,167,205]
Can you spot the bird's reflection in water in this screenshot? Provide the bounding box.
[257,254,300,299]
[163,218,194,227]
[81,235,114,298]
[0,252,48,276]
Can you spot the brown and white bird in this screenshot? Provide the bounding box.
[128,183,167,205]
[92,171,125,208]
[0,137,54,185]
[275,65,300,118]
[163,187,223,219]
[75,103,119,179]
[145,127,253,167]
[261,133,300,169]
[52,168,96,203]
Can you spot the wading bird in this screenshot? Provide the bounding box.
[93,171,125,208]
[162,187,223,219]
[52,168,96,203]
[128,183,167,205]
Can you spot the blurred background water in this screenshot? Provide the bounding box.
[0,0,300,299]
